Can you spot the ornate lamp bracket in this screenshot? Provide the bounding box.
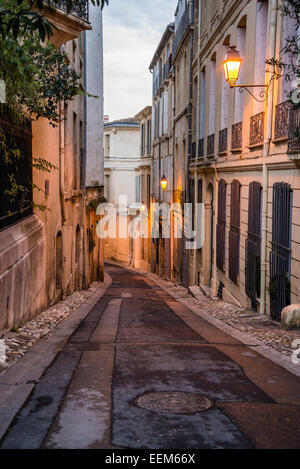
[231,76,275,103]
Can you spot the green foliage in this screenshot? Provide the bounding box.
[267,1,300,109]
[0,0,109,42]
[0,32,83,125]
[0,1,94,213]
[32,158,57,172]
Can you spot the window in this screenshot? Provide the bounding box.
[141,124,145,155]
[56,232,63,291]
[216,179,227,270]
[270,183,293,321]
[0,106,33,231]
[141,174,145,204]
[105,134,110,158]
[80,121,84,189]
[199,68,206,156]
[105,175,110,201]
[197,179,203,252]
[147,175,151,207]
[245,182,262,310]
[136,175,141,203]
[253,1,269,115]
[229,180,241,284]
[190,178,195,231]
[73,112,78,189]
[209,55,216,136]
[147,120,151,154]
[234,21,246,124]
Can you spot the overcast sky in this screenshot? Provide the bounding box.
[103,0,178,121]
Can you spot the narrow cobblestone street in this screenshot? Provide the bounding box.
[0,263,300,449]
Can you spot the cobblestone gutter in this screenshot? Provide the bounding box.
[0,282,103,375]
[148,274,300,359]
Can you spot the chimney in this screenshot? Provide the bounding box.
[104,115,109,124]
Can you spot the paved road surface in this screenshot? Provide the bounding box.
[1,264,300,449]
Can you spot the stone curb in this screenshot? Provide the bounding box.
[0,274,112,442]
[107,261,300,379]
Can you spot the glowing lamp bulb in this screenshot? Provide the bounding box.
[223,46,243,88]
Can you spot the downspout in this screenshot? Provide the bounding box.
[193,0,202,284]
[58,49,66,225]
[260,0,278,315]
[196,0,202,158]
[83,29,88,287]
[187,0,195,204]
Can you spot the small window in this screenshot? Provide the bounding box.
[105,134,110,158]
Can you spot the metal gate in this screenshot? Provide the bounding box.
[0,105,33,231]
[245,182,262,311]
[270,182,292,321]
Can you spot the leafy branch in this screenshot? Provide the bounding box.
[0,0,109,42]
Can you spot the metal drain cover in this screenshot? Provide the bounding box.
[135,392,213,414]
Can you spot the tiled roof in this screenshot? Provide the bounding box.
[104,117,139,127]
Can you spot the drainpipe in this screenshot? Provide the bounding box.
[58,99,66,224]
[83,29,88,288]
[196,0,202,155]
[260,0,278,315]
[187,0,195,204]
[192,0,202,285]
[58,46,66,224]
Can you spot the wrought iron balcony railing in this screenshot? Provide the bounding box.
[288,106,300,153]
[250,112,264,147]
[207,134,215,157]
[274,100,291,141]
[172,4,192,58]
[163,57,172,80]
[218,128,228,154]
[232,122,242,151]
[48,0,89,22]
[191,141,196,159]
[198,138,204,157]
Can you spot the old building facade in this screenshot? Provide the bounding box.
[190,0,300,319]
[0,1,104,335]
[103,117,141,264]
[134,106,152,272]
[148,0,300,321]
[150,22,175,280]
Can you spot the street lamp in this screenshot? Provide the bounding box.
[160,175,168,192]
[223,45,275,102]
[223,46,243,88]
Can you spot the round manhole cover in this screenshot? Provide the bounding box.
[135,392,213,414]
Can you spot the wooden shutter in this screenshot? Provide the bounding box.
[229,180,241,283]
[190,178,195,231]
[216,179,227,270]
[198,179,203,204]
[245,182,262,310]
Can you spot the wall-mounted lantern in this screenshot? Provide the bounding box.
[223,46,243,88]
[223,45,274,102]
[160,175,168,192]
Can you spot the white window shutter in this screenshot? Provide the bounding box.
[164,90,168,134]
